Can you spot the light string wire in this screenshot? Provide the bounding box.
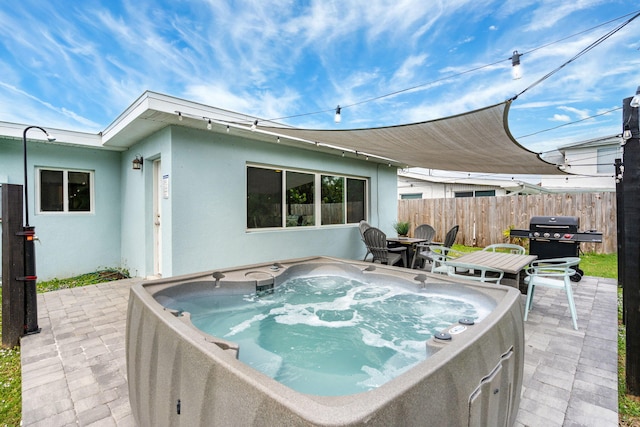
[260,9,640,124]
[510,11,640,101]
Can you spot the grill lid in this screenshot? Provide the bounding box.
[530,216,579,228]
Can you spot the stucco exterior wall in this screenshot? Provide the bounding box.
[121,125,398,278]
[2,123,398,281]
[0,137,121,280]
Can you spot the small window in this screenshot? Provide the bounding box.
[38,169,93,213]
[454,191,474,198]
[597,147,618,174]
[401,193,422,199]
[475,190,495,197]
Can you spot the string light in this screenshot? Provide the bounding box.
[510,51,522,80]
[334,105,341,123]
[251,120,258,131]
[178,112,183,121]
[207,119,212,130]
[226,125,230,133]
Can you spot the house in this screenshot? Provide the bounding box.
[398,134,622,198]
[539,135,621,191]
[398,170,550,199]
[0,91,398,281]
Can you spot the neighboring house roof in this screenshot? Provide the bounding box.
[557,134,621,151]
[398,171,553,195]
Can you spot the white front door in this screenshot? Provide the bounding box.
[153,159,162,276]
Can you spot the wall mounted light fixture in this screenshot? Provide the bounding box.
[132,155,143,170]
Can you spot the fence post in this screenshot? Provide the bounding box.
[1,184,26,348]
[622,94,640,395]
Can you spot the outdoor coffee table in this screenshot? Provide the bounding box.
[452,251,537,291]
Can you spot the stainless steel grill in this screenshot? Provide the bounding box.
[509,216,602,282]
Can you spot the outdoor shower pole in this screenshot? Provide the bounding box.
[20,126,53,335]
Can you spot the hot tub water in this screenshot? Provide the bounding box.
[163,274,491,396]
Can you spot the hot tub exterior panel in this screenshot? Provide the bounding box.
[126,258,524,426]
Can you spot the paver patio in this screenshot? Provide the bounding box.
[21,275,618,426]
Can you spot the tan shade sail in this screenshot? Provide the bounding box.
[260,100,563,175]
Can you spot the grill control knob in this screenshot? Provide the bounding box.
[554,233,561,239]
[533,232,540,237]
[543,232,550,238]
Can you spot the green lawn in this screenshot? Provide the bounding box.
[0,289,21,426]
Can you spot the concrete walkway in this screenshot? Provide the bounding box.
[21,276,619,426]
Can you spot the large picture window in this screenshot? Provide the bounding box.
[247,166,367,229]
[38,168,93,213]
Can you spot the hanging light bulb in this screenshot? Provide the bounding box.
[510,50,522,80]
[623,125,632,141]
[251,120,258,131]
[334,105,342,123]
[226,125,230,133]
[207,119,212,130]
[178,112,183,121]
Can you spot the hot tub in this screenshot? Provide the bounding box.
[126,257,524,426]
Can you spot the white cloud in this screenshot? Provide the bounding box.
[392,54,428,83]
[558,106,591,119]
[550,114,571,122]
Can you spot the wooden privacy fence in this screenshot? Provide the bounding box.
[398,192,616,254]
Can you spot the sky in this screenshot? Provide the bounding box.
[1,0,639,168]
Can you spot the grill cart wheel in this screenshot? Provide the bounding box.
[570,267,584,282]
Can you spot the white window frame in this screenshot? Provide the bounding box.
[36,167,95,214]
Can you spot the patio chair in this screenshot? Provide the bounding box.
[427,245,466,274]
[363,227,407,267]
[443,225,459,248]
[483,243,526,254]
[523,257,581,330]
[410,224,437,269]
[444,261,504,284]
[358,220,373,261]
